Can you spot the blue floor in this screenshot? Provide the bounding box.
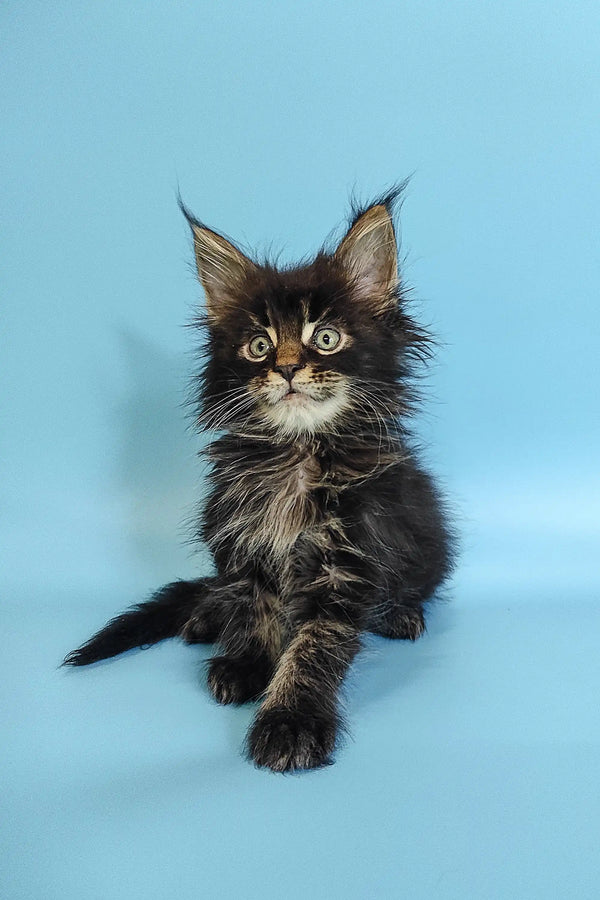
[3,580,599,899]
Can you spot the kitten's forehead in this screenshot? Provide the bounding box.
[266,295,308,332]
[253,285,336,336]
[247,303,305,341]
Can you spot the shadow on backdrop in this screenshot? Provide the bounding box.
[112,327,213,585]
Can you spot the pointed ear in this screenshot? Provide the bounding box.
[334,204,398,311]
[180,203,256,319]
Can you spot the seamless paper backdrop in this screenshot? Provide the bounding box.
[2,2,599,899]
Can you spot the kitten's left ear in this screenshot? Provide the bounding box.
[334,204,398,312]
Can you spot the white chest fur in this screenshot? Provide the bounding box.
[210,449,323,567]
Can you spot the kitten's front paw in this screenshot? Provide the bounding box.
[247,707,337,773]
[207,655,271,705]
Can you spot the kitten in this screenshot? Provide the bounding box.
[63,188,455,772]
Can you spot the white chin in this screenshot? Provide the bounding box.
[263,393,346,436]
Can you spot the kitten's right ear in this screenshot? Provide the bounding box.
[179,200,256,319]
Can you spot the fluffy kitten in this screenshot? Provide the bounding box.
[64,189,455,772]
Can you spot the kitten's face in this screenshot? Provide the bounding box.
[184,198,422,438]
[241,304,352,437]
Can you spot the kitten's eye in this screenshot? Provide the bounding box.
[248,335,272,359]
[313,327,341,352]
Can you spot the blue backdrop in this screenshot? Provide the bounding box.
[2,2,599,898]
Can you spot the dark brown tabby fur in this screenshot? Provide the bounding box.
[63,188,455,772]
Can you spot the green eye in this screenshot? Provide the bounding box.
[248,335,272,359]
[313,327,341,351]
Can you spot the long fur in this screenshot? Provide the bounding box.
[64,189,456,772]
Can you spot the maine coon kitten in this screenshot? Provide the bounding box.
[63,189,455,772]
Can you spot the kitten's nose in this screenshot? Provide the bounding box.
[274,362,305,384]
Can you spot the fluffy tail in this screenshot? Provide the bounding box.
[62,578,212,667]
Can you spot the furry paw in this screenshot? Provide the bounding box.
[180,610,219,644]
[247,707,337,773]
[207,655,271,705]
[374,606,425,641]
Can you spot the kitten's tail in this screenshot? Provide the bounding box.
[62,579,213,667]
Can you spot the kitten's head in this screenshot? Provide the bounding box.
[183,190,430,440]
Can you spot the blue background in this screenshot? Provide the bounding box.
[2,2,599,897]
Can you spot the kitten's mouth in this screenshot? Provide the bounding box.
[281,388,311,403]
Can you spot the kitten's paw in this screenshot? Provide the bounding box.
[207,655,271,705]
[374,606,425,641]
[180,610,219,644]
[247,707,337,773]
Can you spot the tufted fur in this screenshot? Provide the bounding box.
[63,187,456,772]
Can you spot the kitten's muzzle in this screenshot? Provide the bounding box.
[274,362,305,384]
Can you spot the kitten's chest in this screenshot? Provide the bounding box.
[211,447,327,566]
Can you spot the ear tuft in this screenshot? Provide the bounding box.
[179,198,256,319]
[335,202,399,312]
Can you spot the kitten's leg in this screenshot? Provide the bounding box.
[206,579,282,705]
[247,617,361,772]
[179,580,225,644]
